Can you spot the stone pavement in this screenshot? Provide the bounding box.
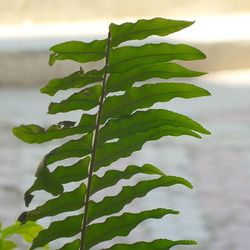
[0,71,250,249]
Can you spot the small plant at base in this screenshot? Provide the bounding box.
[13,17,211,250]
[0,221,48,249]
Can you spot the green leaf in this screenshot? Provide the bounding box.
[31,214,82,249]
[2,222,43,243]
[49,39,107,63]
[91,164,165,194]
[48,53,56,66]
[85,209,178,249]
[41,69,103,96]
[104,239,197,250]
[96,125,201,169]
[20,184,86,223]
[1,240,16,250]
[99,109,210,144]
[88,176,191,222]
[34,164,64,196]
[29,134,92,197]
[102,83,210,122]
[28,157,90,194]
[39,133,92,167]
[110,18,194,47]
[106,62,205,93]
[48,85,101,114]
[58,240,80,250]
[13,114,96,144]
[108,43,206,73]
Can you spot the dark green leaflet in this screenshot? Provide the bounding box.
[27,157,90,194]
[58,240,80,250]
[103,239,197,250]
[90,164,166,194]
[95,125,201,169]
[20,184,86,222]
[85,209,178,249]
[88,176,192,222]
[30,214,83,249]
[39,134,92,167]
[14,17,210,250]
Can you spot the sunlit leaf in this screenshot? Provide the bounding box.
[50,39,107,63]
[110,17,194,47]
[13,114,96,144]
[2,222,43,244]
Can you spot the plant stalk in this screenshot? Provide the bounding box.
[80,31,111,250]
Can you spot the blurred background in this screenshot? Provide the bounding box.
[0,1,249,249]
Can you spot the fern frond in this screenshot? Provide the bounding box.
[14,17,210,250]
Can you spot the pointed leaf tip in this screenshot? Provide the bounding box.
[48,53,57,66]
[24,192,34,207]
[18,212,27,224]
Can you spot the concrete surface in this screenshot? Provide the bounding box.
[0,2,250,249]
[0,70,250,249]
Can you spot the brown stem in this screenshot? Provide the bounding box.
[80,31,111,250]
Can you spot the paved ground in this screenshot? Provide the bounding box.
[0,70,250,249]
